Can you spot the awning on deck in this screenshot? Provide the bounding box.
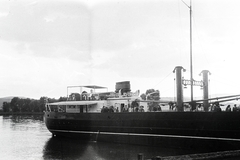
[67,85,107,89]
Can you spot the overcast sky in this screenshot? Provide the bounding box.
[0,0,240,100]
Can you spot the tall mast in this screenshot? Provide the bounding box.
[190,0,193,102]
[181,0,193,102]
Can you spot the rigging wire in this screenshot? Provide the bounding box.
[152,71,173,89]
[150,71,175,99]
[181,0,190,8]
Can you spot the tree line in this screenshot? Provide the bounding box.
[2,96,67,112]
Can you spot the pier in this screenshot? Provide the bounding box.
[138,150,240,160]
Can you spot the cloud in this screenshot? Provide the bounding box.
[0,0,91,61]
[0,0,185,65]
[89,1,187,78]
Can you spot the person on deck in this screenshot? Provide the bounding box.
[135,106,139,112]
[233,104,238,112]
[139,106,145,112]
[157,105,162,112]
[109,106,114,112]
[226,105,231,112]
[101,106,105,113]
[122,105,128,112]
[213,102,221,112]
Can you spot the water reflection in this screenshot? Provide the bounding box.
[2,115,45,132]
[3,114,43,123]
[43,137,89,160]
[42,136,199,160]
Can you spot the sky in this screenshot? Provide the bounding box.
[0,0,240,100]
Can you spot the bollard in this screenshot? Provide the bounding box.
[155,156,161,160]
[137,153,144,160]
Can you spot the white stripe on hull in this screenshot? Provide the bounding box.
[49,129,240,142]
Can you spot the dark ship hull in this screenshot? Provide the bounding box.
[44,111,240,149]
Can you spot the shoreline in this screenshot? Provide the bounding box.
[0,112,44,115]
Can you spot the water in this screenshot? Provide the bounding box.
[0,115,238,160]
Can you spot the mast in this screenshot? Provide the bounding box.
[181,0,193,102]
[190,0,193,102]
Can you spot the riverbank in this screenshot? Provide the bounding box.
[0,112,44,115]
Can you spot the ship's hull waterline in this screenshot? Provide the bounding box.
[44,111,240,149]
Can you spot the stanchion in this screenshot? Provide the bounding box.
[137,153,144,160]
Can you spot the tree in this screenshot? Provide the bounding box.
[29,100,40,112]
[10,97,20,112]
[23,98,32,112]
[3,102,10,112]
[2,95,79,113]
[39,97,48,112]
[16,98,25,112]
[48,98,58,103]
[145,89,160,101]
[145,89,160,111]
[59,96,67,101]
[140,93,146,100]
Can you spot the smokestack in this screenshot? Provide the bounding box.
[173,66,185,112]
[200,70,211,112]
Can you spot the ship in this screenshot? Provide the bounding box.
[44,1,240,149]
[44,79,240,149]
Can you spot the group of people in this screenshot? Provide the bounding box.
[210,103,240,112]
[101,103,240,112]
[151,105,162,112]
[100,104,165,113]
[123,105,145,112]
[225,104,240,112]
[189,102,240,112]
[101,105,145,113]
[168,101,224,112]
[101,106,115,113]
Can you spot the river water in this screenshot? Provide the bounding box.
[0,115,239,160]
